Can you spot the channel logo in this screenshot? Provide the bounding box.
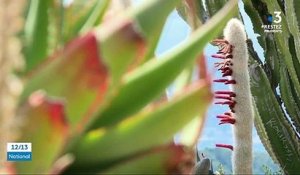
[261,11,282,33]
[7,143,32,161]
[267,14,273,23]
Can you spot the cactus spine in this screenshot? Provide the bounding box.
[212,19,253,174]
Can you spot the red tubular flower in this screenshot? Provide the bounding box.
[215,144,233,151]
[212,19,254,174]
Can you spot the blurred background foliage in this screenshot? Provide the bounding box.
[1,0,238,174]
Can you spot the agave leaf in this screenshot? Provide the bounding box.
[178,116,204,147]
[173,61,205,147]
[102,144,193,174]
[249,58,300,174]
[97,0,180,82]
[87,0,238,130]
[66,81,212,171]
[64,0,109,41]
[24,0,51,72]
[14,92,68,174]
[21,33,108,130]
[132,0,182,61]
[176,0,204,29]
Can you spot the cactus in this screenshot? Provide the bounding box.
[178,0,300,174]
[243,0,300,174]
[0,0,238,174]
[211,19,253,174]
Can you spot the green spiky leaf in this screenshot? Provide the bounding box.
[103,144,192,174]
[24,0,51,72]
[98,0,181,82]
[87,0,238,130]
[21,33,108,129]
[66,81,212,172]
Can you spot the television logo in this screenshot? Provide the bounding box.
[7,143,32,161]
[262,11,282,33]
[267,12,282,23]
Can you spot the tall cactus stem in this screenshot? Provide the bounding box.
[212,18,253,174]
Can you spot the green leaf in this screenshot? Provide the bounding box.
[66,0,109,41]
[15,91,68,174]
[66,81,212,172]
[103,144,192,174]
[177,116,204,147]
[249,58,300,174]
[21,33,109,130]
[98,0,181,82]
[131,0,182,61]
[24,0,51,72]
[87,0,238,130]
[176,0,204,29]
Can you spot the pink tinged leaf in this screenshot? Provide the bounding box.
[58,32,109,130]
[0,163,16,175]
[62,32,108,89]
[23,32,109,130]
[28,91,67,131]
[97,18,147,80]
[165,144,195,175]
[102,143,194,175]
[15,91,68,174]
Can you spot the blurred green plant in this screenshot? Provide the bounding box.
[0,0,238,174]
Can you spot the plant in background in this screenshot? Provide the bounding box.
[0,0,238,174]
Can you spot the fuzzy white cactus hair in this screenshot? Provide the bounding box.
[211,18,253,174]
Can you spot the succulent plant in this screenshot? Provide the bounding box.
[0,0,238,174]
